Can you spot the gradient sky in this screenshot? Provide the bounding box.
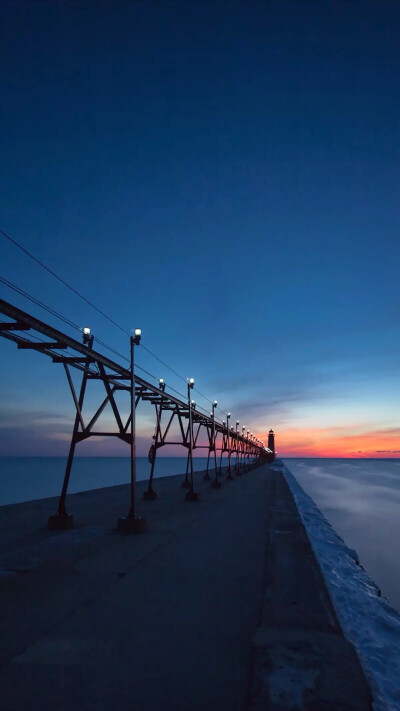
[1,0,399,458]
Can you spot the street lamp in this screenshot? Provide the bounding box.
[184,377,198,500]
[205,399,217,482]
[235,420,241,474]
[216,419,226,484]
[226,413,233,480]
[82,326,91,344]
[118,328,145,533]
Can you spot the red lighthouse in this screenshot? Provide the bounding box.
[267,429,275,459]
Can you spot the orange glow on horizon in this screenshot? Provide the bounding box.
[255,426,400,458]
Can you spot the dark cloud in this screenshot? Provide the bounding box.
[0,409,67,425]
[376,450,400,454]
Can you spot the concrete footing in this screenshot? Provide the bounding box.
[47,513,74,530]
[117,516,146,533]
[185,490,199,501]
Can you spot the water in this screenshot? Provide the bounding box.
[0,456,211,507]
[283,458,400,612]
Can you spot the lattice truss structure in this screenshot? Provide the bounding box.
[0,298,273,530]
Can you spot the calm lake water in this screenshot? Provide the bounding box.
[0,456,210,507]
[1,456,399,612]
[283,458,400,612]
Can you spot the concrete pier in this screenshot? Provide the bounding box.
[0,464,371,710]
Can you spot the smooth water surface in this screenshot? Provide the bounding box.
[0,456,210,507]
[284,458,400,612]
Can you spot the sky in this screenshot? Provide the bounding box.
[0,0,399,458]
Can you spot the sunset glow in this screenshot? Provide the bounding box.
[257,427,400,458]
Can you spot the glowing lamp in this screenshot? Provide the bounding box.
[132,328,142,345]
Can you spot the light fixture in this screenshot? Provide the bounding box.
[189,378,194,388]
[132,328,141,345]
[213,400,217,406]
[236,420,239,425]
[82,326,91,344]
[227,412,231,417]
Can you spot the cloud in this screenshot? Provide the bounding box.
[0,409,68,426]
[0,406,155,456]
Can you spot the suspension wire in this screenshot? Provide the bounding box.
[140,344,187,383]
[0,275,81,332]
[0,275,159,381]
[0,229,230,413]
[0,228,130,336]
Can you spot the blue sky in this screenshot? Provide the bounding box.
[1,1,399,457]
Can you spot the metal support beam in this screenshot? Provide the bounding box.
[48,335,94,530]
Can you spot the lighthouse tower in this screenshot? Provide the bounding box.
[267,429,275,460]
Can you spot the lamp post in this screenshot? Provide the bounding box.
[118,329,146,533]
[185,378,198,501]
[241,426,245,472]
[217,420,226,479]
[214,416,225,488]
[227,413,234,480]
[209,400,221,488]
[235,420,241,475]
[182,379,194,489]
[205,399,218,481]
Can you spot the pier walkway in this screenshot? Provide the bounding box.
[0,464,371,710]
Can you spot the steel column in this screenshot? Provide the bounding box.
[48,335,94,530]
